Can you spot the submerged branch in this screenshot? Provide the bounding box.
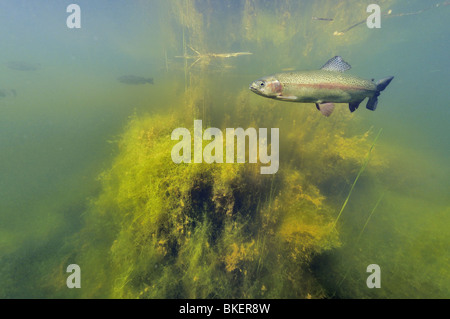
[312,17,334,21]
[175,46,252,69]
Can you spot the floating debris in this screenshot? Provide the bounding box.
[175,46,252,69]
[118,75,154,85]
[312,17,334,21]
[6,61,40,71]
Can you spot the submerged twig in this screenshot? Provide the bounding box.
[334,19,366,35]
[175,46,252,70]
[312,17,334,21]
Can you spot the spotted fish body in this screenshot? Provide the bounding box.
[249,56,394,116]
[275,70,376,103]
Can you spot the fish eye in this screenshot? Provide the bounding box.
[260,82,265,86]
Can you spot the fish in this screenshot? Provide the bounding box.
[118,75,154,85]
[0,89,16,98]
[249,56,394,117]
[6,61,40,71]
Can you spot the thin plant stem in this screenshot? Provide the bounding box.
[355,192,384,243]
[332,192,385,297]
[332,128,383,230]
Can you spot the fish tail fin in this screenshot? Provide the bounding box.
[366,76,394,111]
[376,76,394,92]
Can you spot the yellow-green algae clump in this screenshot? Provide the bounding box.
[69,85,385,298]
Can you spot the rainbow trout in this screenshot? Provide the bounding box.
[249,56,394,117]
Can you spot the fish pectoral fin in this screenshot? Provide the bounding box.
[276,95,298,101]
[316,103,335,117]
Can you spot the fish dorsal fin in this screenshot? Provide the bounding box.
[321,56,351,72]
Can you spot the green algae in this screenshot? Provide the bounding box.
[63,76,388,298]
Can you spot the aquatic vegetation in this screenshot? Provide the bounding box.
[323,192,450,299]
[332,129,383,228]
[65,72,392,298]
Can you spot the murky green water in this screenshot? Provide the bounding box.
[0,0,448,299]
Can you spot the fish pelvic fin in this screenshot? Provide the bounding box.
[366,76,394,111]
[316,103,335,117]
[366,95,379,111]
[349,101,362,112]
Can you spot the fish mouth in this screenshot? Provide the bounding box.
[249,86,262,96]
[249,85,267,97]
[249,83,260,93]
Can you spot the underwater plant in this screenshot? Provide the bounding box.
[63,73,390,298]
[35,0,403,299]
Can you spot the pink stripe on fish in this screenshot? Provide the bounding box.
[289,83,370,91]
